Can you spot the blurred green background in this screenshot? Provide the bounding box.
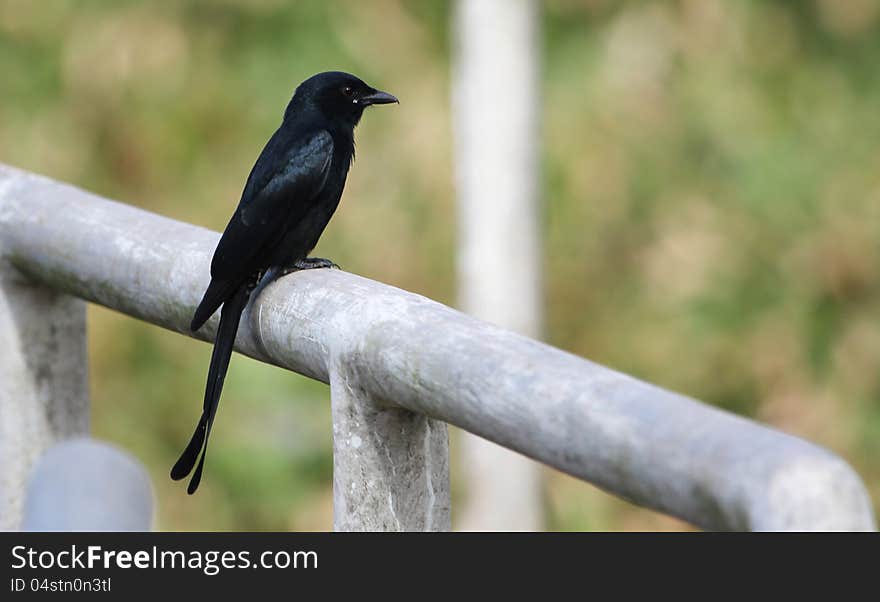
[2,0,880,530]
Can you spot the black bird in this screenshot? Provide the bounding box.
[171,71,398,494]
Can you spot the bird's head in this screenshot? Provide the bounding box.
[287,71,398,127]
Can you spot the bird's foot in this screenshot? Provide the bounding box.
[280,257,340,276]
[296,257,339,270]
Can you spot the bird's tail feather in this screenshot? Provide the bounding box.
[171,284,251,494]
[191,279,238,333]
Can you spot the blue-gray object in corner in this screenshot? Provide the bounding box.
[23,438,153,531]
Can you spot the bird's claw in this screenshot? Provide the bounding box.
[297,257,339,270]
[280,257,340,276]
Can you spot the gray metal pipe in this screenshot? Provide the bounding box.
[0,164,874,531]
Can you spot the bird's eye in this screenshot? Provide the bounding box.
[342,86,353,97]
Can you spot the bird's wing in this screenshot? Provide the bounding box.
[189,129,333,331]
[210,129,334,282]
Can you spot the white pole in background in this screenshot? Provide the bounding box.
[452,0,544,530]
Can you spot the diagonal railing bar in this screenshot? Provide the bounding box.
[0,164,874,531]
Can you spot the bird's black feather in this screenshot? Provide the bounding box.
[189,131,334,330]
[172,283,250,493]
[173,71,397,492]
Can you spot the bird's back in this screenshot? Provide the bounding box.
[191,118,351,331]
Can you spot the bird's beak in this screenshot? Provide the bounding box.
[359,89,399,106]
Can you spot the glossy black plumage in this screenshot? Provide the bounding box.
[171,71,397,493]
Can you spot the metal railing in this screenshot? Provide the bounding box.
[0,163,875,531]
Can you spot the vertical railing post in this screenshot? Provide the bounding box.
[329,361,450,531]
[0,260,89,529]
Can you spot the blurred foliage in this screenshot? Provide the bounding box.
[2,0,879,530]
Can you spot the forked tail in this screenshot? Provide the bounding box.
[171,284,251,493]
